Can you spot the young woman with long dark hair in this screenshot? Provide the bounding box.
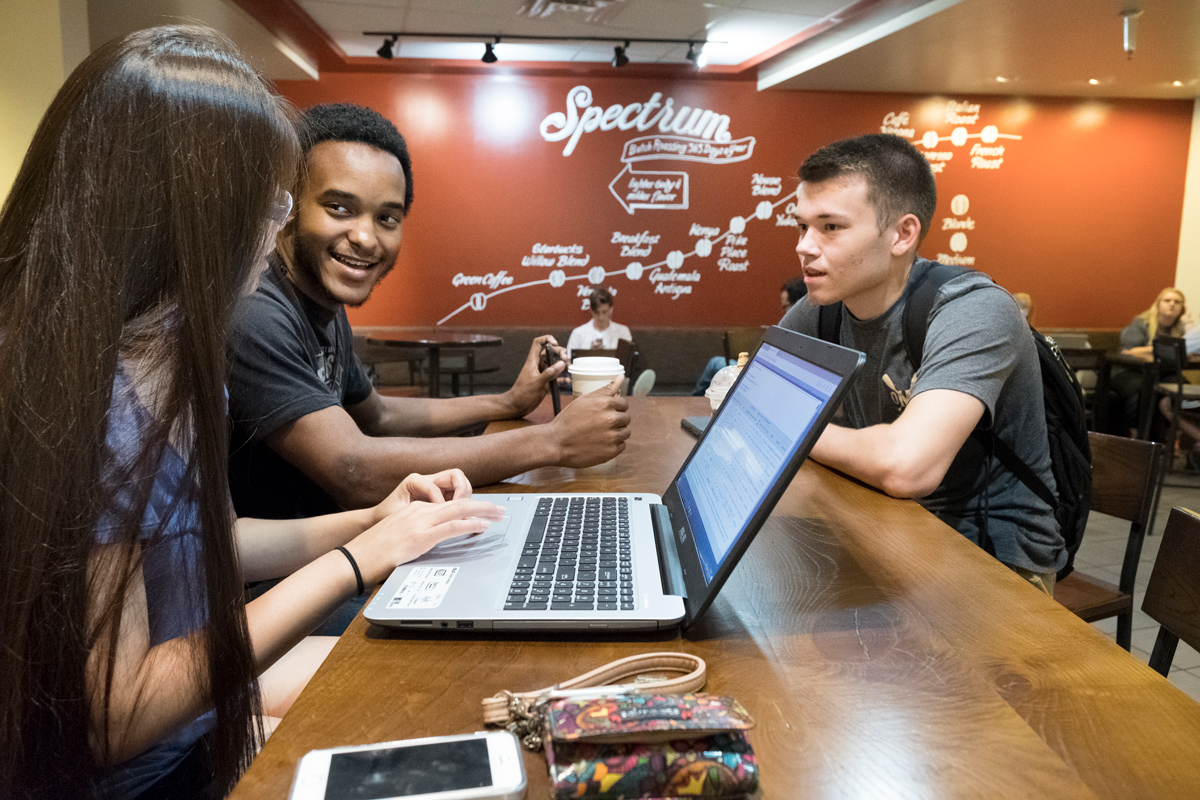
[0,26,500,799]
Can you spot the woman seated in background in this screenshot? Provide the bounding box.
[1121,288,1187,356]
[1110,287,1188,434]
[0,26,501,800]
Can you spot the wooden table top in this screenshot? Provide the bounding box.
[231,397,1200,799]
[359,327,504,348]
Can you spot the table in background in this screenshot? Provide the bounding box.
[361,327,503,398]
[231,397,1200,799]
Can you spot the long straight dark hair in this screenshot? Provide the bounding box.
[0,26,298,797]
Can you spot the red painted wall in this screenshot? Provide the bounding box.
[275,72,1192,330]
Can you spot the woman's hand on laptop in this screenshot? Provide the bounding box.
[349,494,505,585]
[372,469,474,525]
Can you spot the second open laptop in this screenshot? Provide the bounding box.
[365,325,865,633]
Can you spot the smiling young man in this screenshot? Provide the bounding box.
[779,133,1064,595]
[227,103,630,526]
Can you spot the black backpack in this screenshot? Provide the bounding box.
[818,262,1092,580]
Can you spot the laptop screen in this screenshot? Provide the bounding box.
[675,342,840,582]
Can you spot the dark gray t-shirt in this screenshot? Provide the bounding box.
[227,255,374,519]
[780,258,1065,574]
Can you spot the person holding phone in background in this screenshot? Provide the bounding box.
[566,287,632,359]
[0,27,502,799]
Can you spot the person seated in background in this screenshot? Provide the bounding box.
[691,277,806,396]
[1110,287,1188,434]
[1013,291,1033,323]
[227,103,631,526]
[566,287,632,358]
[780,275,808,313]
[0,27,503,799]
[780,133,1063,595]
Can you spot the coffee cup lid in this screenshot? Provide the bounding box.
[571,356,621,370]
[569,358,624,377]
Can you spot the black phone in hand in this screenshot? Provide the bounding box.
[542,342,561,416]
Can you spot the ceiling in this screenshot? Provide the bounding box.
[769,0,1200,99]
[85,0,1200,99]
[298,0,846,67]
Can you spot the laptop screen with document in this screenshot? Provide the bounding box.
[675,342,841,582]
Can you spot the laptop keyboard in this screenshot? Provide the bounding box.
[504,496,634,611]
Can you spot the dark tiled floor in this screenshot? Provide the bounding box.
[1079,464,1200,699]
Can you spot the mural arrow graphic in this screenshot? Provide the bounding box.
[608,163,690,215]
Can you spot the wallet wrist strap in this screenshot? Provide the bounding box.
[482,652,706,744]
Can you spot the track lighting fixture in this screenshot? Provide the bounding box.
[365,31,718,68]
[612,41,629,68]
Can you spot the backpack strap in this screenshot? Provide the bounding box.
[901,261,973,371]
[991,433,1056,509]
[817,302,842,345]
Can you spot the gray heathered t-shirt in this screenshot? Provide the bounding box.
[780,258,1065,574]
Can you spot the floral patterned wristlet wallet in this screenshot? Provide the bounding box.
[543,693,759,799]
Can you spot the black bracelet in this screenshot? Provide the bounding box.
[336,546,365,597]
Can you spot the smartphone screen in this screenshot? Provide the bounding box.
[324,738,492,799]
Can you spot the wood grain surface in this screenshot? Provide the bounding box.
[231,397,1200,799]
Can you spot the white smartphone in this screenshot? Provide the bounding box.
[287,730,526,800]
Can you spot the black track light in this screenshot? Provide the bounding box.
[612,41,629,68]
[481,40,499,63]
[685,41,699,64]
[376,35,396,59]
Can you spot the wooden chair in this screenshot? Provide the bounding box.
[1055,432,1164,650]
[1141,507,1200,676]
[1137,336,1200,529]
[722,327,764,365]
[1141,336,1200,458]
[352,334,425,387]
[433,350,499,396]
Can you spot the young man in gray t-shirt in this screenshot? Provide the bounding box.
[778,134,1064,594]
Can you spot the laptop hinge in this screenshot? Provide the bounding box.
[650,504,687,599]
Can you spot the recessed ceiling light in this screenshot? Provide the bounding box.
[1088,78,1099,85]
[995,76,1009,83]
[1174,80,1184,87]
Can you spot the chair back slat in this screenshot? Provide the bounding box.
[1088,432,1164,596]
[1152,336,1187,390]
[722,327,765,364]
[1088,432,1160,523]
[572,348,618,360]
[1142,507,1200,672]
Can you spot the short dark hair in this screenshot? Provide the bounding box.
[798,133,936,244]
[589,288,613,311]
[781,277,807,304]
[298,103,414,214]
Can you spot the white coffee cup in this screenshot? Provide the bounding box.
[569,357,624,396]
[704,384,729,411]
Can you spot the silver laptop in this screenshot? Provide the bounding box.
[366,326,864,633]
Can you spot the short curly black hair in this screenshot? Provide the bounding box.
[297,102,413,214]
